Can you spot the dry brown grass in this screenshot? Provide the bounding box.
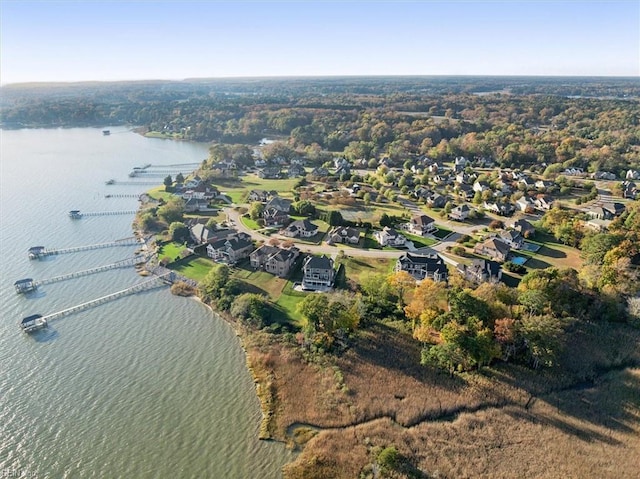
[240,319,640,479]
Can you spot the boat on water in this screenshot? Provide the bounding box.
[105,179,115,185]
[68,210,82,219]
[102,130,111,136]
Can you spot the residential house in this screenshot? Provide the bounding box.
[184,198,210,213]
[395,252,448,282]
[206,233,254,264]
[427,193,448,208]
[248,189,270,202]
[586,206,614,221]
[518,176,534,188]
[458,259,502,284]
[184,175,202,189]
[412,186,432,200]
[455,172,473,184]
[592,171,617,180]
[456,183,474,200]
[182,183,219,201]
[287,164,306,178]
[408,214,436,235]
[189,223,223,245]
[266,196,293,213]
[473,181,490,193]
[281,219,319,238]
[474,237,511,262]
[516,196,535,213]
[622,181,638,200]
[257,166,282,179]
[500,230,524,249]
[453,156,468,171]
[374,227,406,247]
[563,167,585,176]
[250,245,300,277]
[510,219,536,238]
[302,255,335,290]
[263,207,290,227]
[449,204,471,221]
[534,194,555,211]
[535,180,555,190]
[626,169,640,180]
[484,201,515,216]
[326,226,361,245]
[310,166,329,178]
[586,219,612,232]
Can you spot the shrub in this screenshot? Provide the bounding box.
[171,281,196,296]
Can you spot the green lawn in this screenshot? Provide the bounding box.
[168,256,215,282]
[239,175,299,197]
[240,215,261,230]
[146,185,176,202]
[433,227,453,239]
[401,232,438,248]
[157,241,188,262]
[335,256,394,284]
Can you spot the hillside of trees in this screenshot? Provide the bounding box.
[2,77,639,175]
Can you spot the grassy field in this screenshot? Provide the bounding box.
[157,241,188,262]
[240,215,261,230]
[432,226,453,239]
[168,256,215,281]
[254,318,640,479]
[335,256,394,284]
[146,185,175,202]
[401,232,438,248]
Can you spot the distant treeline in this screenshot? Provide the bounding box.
[1,76,639,173]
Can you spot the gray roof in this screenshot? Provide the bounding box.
[304,255,333,270]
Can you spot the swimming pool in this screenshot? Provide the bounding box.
[511,256,528,265]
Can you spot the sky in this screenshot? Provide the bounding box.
[1,0,638,84]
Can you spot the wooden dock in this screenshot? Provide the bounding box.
[15,255,148,293]
[28,237,141,259]
[105,180,159,186]
[20,273,171,332]
[69,209,138,218]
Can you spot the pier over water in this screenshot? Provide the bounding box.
[28,237,141,259]
[20,273,171,332]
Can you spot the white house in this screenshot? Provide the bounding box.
[374,227,406,247]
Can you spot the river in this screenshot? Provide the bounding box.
[0,127,294,478]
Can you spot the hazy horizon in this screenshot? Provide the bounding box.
[2,1,639,85]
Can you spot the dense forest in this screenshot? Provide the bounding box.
[2,77,639,175]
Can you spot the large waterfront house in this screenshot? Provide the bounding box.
[206,233,254,264]
[302,255,335,290]
[184,198,210,213]
[474,237,511,262]
[250,245,299,277]
[374,227,406,247]
[282,219,319,238]
[395,252,448,282]
[458,259,502,284]
[189,223,222,245]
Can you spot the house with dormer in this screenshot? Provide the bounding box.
[281,219,319,238]
[500,230,524,249]
[458,259,502,284]
[326,226,361,245]
[206,234,253,264]
[449,203,471,221]
[395,252,448,282]
[474,237,511,262]
[302,255,335,290]
[374,227,406,247]
[407,214,436,235]
[250,245,299,277]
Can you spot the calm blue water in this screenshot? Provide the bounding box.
[0,128,294,478]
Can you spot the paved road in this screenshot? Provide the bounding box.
[225,207,447,260]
